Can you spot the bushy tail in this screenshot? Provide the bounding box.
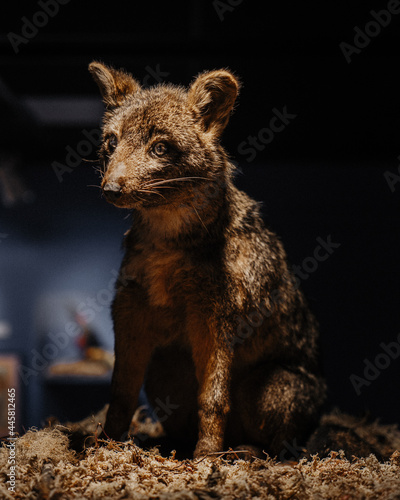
[305,409,400,461]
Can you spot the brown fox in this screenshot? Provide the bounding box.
[89,61,326,458]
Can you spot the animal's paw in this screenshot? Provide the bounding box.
[193,438,222,459]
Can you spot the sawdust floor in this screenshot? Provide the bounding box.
[1,409,400,499]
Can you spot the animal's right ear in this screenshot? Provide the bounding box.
[88,61,141,109]
[187,69,240,137]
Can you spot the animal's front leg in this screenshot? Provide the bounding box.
[104,289,154,441]
[190,323,233,458]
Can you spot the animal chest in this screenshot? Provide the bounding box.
[124,244,192,309]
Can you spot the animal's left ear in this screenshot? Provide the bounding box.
[188,70,240,136]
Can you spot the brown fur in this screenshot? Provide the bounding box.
[88,62,326,458]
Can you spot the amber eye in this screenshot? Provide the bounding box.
[107,134,118,153]
[153,142,169,157]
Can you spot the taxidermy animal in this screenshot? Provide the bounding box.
[89,61,326,458]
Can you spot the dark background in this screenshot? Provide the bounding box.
[0,1,399,432]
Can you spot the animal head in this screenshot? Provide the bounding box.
[89,62,239,211]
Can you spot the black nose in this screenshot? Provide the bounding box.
[103,182,122,203]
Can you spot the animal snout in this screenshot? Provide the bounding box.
[103,181,122,203]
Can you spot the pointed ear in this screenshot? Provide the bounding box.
[88,61,141,109]
[188,69,240,136]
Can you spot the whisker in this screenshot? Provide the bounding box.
[137,188,160,195]
[145,177,175,183]
[87,185,102,189]
[137,189,167,201]
[189,202,210,235]
[82,158,99,163]
[142,178,182,189]
[132,193,147,204]
[145,176,209,188]
[93,166,104,177]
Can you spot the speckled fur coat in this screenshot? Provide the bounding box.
[89,62,326,458]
